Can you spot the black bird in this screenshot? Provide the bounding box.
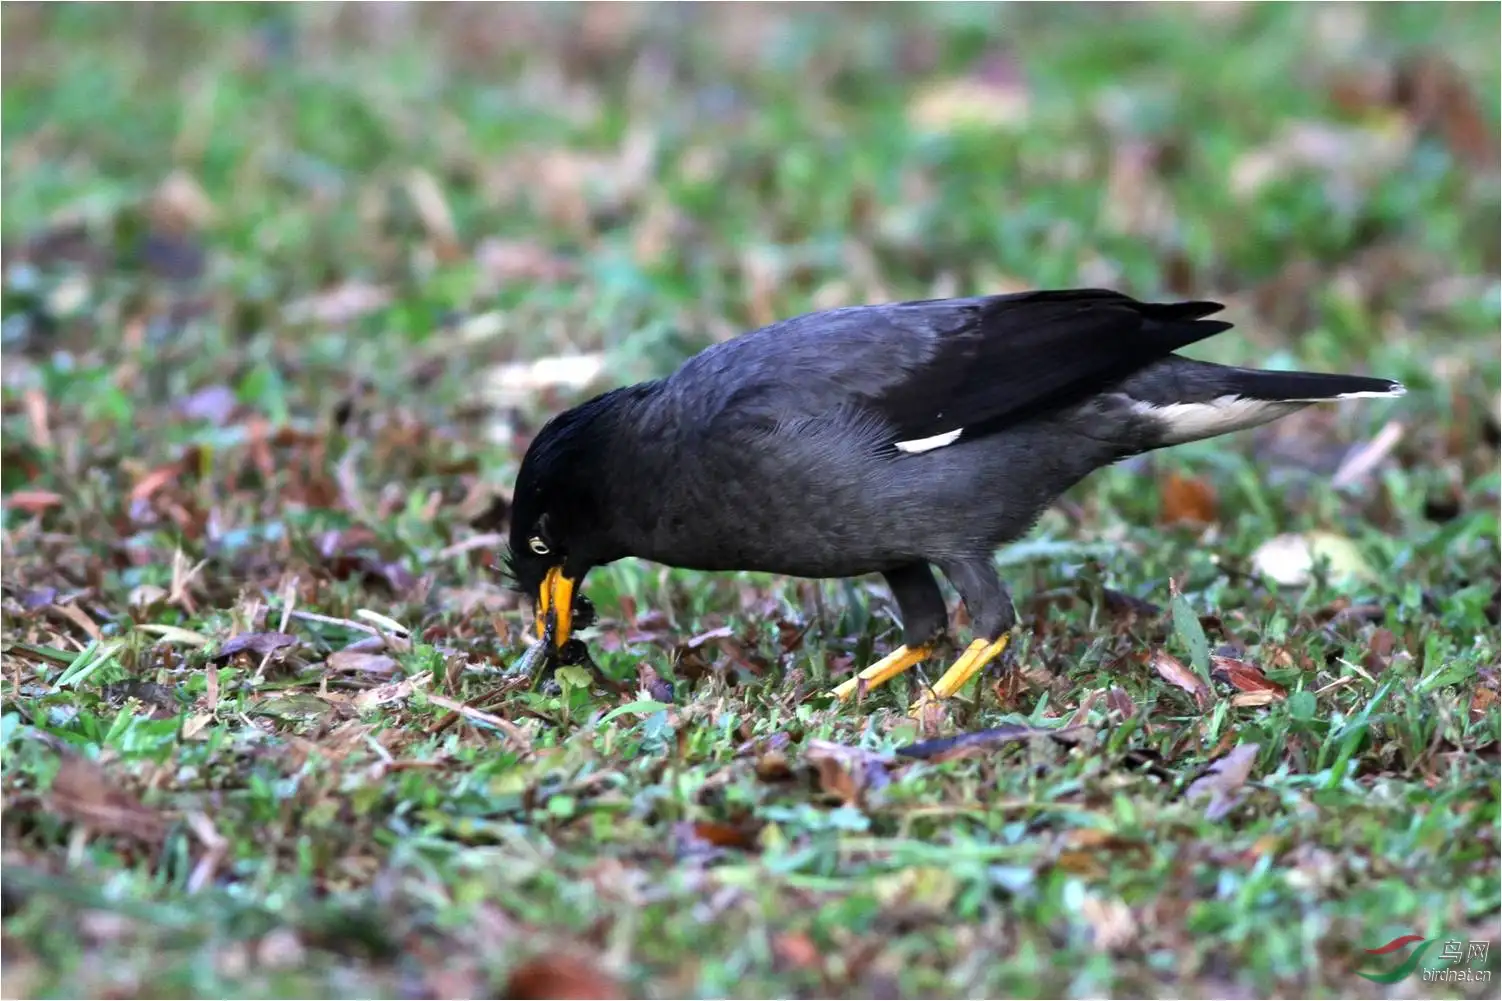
[504,289,1403,710]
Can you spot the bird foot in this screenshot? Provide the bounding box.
[829,641,937,701]
[908,633,1011,717]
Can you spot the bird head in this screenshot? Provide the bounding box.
[504,391,633,653]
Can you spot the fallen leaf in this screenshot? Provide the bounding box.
[50,600,102,641]
[1364,627,1399,673]
[503,953,622,1000]
[129,462,185,504]
[772,931,822,971]
[679,819,762,852]
[896,723,1089,762]
[181,712,215,741]
[1211,655,1288,699]
[135,623,211,647]
[482,353,606,408]
[5,490,63,514]
[354,678,416,712]
[683,625,735,650]
[1250,532,1375,587]
[1099,587,1162,622]
[424,692,531,748]
[475,237,576,288]
[805,739,889,806]
[754,749,795,782]
[405,168,460,256]
[174,385,238,425]
[1080,894,1137,952]
[635,662,674,703]
[151,169,216,229]
[283,281,392,325]
[47,754,170,842]
[1471,686,1498,724]
[1158,470,1219,526]
[326,651,400,676]
[212,632,300,661]
[1149,650,1211,710]
[1106,686,1138,718]
[1394,52,1498,170]
[908,49,1029,133]
[1331,420,1405,489]
[1230,119,1412,204]
[1185,743,1260,820]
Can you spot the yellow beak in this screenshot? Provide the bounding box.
[534,566,576,649]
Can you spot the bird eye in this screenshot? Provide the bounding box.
[528,536,550,555]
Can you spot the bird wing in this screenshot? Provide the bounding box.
[687,289,1232,447]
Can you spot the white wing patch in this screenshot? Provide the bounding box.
[894,427,963,454]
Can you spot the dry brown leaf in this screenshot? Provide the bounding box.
[772,931,822,971]
[151,169,216,230]
[1395,53,1498,170]
[129,462,184,504]
[1365,628,1399,673]
[1470,686,1498,724]
[805,739,889,806]
[326,651,400,676]
[896,723,1089,762]
[1158,470,1219,526]
[47,755,170,842]
[213,632,299,662]
[283,282,392,326]
[1186,742,1260,820]
[5,490,63,513]
[635,662,674,704]
[1211,655,1288,699]
[174,385,238,426]
[424,692,531,748]
[51,600,102,641]
[1081,894,1137,952]
[1106,686,1138,718]
[475,237,576,288]
[754,749,795,782]
[1149,650,1211,709]
[503,953,623,1000]
[1230,119,1412,202]
[908,50,1029,133]
[683,625,735,650]
[681,819,762,852]
[1331,420,1405,489]
[1055,850,1108,879]
[354,678,417,712]
[405,168,459,254]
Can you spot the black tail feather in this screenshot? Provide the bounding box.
[1219,368,1406,402]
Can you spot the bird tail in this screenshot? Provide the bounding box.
[1121,360,1405,447]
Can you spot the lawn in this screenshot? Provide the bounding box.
[2,4,1499,999]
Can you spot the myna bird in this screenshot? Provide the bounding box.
[504,289,1403,709]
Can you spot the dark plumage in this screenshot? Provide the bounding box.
[505,289,1404,708]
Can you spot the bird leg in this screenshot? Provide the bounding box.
[829,563,949,702]
[907,559,1017,715]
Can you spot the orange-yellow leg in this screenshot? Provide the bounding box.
[830,643,935,701]
[910,633,1011,715]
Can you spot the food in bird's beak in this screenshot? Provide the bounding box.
[534,569,594,649]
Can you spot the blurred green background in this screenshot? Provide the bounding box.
[2,4,1499,999]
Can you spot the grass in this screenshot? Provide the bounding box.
[2,3,1499,998]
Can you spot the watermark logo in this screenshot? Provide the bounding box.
[1359,933,1493,984]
